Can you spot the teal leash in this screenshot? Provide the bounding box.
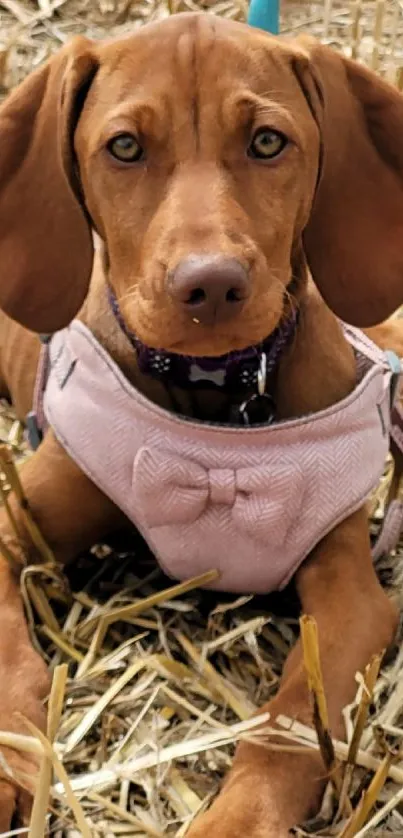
[247,0,279,34]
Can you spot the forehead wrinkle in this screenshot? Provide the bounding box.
[103,99,159,123]
[238,94,299,126]
[174,15,219,152]
[175,21,199,149]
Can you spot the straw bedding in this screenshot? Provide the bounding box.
[1,1,403,834]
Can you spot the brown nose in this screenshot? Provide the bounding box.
[168,255,251,325]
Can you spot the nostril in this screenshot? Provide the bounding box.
[185,286,244,306]
[186,287,206,306]
[185,287,245,306]
[226,287,244,303]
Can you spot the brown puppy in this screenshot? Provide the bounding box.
[0,13,402,832]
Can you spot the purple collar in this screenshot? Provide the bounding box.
[108,286,298,395]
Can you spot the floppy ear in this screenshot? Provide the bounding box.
[294,37,403,327]
[0,37,98,332]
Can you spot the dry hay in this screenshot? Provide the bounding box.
[1,0,403,834]
[3,1,403,93]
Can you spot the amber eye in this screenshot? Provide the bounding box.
[107,133,144,162]
[248,128,287,160]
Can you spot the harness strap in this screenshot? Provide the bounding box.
[373,497,403,561]
[26,336,51,450]
[342,323,392,366]
[373,364,403,557]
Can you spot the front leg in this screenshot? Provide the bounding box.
[0,430,125,828]
[187,508,398,838]
[2,429,126,564]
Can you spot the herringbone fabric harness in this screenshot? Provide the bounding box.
[29,319,402,593]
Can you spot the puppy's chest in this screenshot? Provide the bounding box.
[146,384,276,427]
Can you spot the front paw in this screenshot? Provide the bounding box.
[186,782,293,838]
[0,637,50,829]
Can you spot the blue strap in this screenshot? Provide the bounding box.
[385,350,401,376]
[385,350,402,410]
[247,0,279,34]
[26,411,43,451]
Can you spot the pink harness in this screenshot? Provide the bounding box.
[35,319,402,593]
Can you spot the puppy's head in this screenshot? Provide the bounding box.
[74,15,319,356]
[1,13,403,355]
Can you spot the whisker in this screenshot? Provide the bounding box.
[116,286,140,307]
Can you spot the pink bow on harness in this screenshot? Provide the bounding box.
[133,446,304,544]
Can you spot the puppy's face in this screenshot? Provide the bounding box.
[75,14,320,357]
